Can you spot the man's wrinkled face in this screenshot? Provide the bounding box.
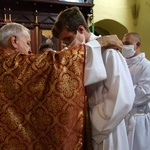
[16,34,31,55]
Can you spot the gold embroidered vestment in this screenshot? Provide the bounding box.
[0,45,86,150]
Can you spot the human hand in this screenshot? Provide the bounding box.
[96,35,123,52]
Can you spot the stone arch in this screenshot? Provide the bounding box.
[91,19,128,39]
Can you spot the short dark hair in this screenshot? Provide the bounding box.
[52,6,90,38]
[124,32,141,42]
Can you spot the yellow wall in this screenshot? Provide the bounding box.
[93,0,150,59]
[135,0,150,59]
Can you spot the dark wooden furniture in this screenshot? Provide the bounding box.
[0,0,94,53]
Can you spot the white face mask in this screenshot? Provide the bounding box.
[68,33,85,48]
[122,45,136,58]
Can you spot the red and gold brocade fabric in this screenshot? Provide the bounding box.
[0,45,87,150]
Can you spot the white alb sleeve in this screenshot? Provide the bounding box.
[84,40,107,86]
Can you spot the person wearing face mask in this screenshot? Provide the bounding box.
[121,44,136,58]
[52,6,135,150]
[122,32,150,150]
[0,21,126,149]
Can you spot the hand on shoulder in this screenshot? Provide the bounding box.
[96,35,123,52]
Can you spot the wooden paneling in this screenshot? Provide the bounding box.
[0,0,94,53]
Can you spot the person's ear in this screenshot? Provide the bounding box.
[77,25,84,34]
[10,35,18,48]
[136,41,141,47]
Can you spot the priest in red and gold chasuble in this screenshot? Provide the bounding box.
[0,45,88,150]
